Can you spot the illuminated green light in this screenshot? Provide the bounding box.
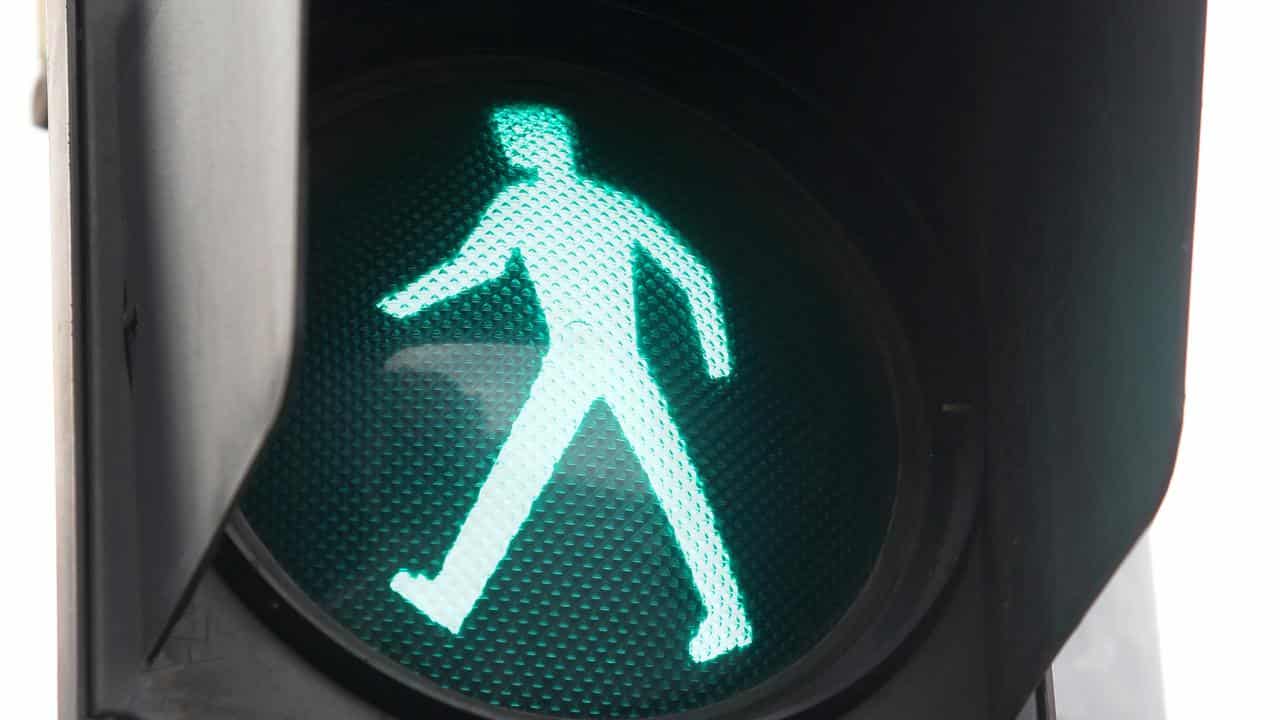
[379,105,751,662]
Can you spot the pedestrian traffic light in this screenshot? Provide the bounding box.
[50,1,1204,719]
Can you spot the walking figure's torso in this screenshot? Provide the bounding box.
[493,177,644,356]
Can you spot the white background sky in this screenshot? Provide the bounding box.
[1147,2,1280,717]
[0,1,57,716]
[0,3,1274,719]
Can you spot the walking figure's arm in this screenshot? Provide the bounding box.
[635,210,732,379]
[377,203,515,319]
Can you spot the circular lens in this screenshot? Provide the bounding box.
[238,64,901,718]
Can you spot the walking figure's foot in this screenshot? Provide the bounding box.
[390,570,469,634]
[688,606,753,663]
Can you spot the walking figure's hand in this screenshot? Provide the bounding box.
[377,207,516,320]
[634,215,733,382]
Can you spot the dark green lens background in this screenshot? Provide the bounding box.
[239,81,898,718]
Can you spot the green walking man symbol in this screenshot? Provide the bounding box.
[378,105,753,663]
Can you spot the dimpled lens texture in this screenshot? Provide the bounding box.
[240,86,898,718]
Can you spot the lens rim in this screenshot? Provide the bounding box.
[221,9,981,716]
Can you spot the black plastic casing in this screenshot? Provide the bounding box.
[53,1,1203,719]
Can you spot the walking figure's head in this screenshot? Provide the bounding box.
[492,105,576,176]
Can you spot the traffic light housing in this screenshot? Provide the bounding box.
[51,1,1203,719]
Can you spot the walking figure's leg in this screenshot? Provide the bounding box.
[392,351,597,633]
[605,360,753,663]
